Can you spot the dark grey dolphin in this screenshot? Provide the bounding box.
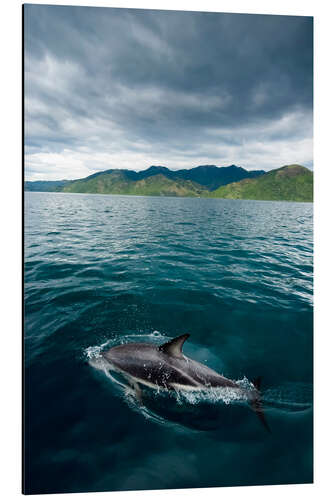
[101,334,270,431]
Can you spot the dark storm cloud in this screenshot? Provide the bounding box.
[24,5,313,180]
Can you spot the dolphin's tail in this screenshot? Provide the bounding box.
[251,377,271,433]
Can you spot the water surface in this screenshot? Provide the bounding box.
[24,192,313,494]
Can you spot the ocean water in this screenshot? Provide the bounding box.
[24,192,313,494]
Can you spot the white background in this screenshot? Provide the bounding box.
[0,0,332,499]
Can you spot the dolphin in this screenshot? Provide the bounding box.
[100,333,270,432]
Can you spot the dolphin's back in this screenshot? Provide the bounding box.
[103,341,238,390]
[103,343,198,389]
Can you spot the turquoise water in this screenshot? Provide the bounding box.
[24,192,313,494]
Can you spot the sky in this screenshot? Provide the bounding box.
[24,5,313,181]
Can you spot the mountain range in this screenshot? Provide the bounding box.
[208,164,313,202]
[25,164,313,202]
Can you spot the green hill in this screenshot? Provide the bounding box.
[25,164,265,193]
[208,165,313,202]
[25,164,313,201]
[62,171,207,197]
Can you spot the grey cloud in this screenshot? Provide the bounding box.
[24,5,313,180]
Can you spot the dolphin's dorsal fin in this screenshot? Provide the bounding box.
[158,334,190,358]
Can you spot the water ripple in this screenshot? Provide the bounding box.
[24,192,313,493]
